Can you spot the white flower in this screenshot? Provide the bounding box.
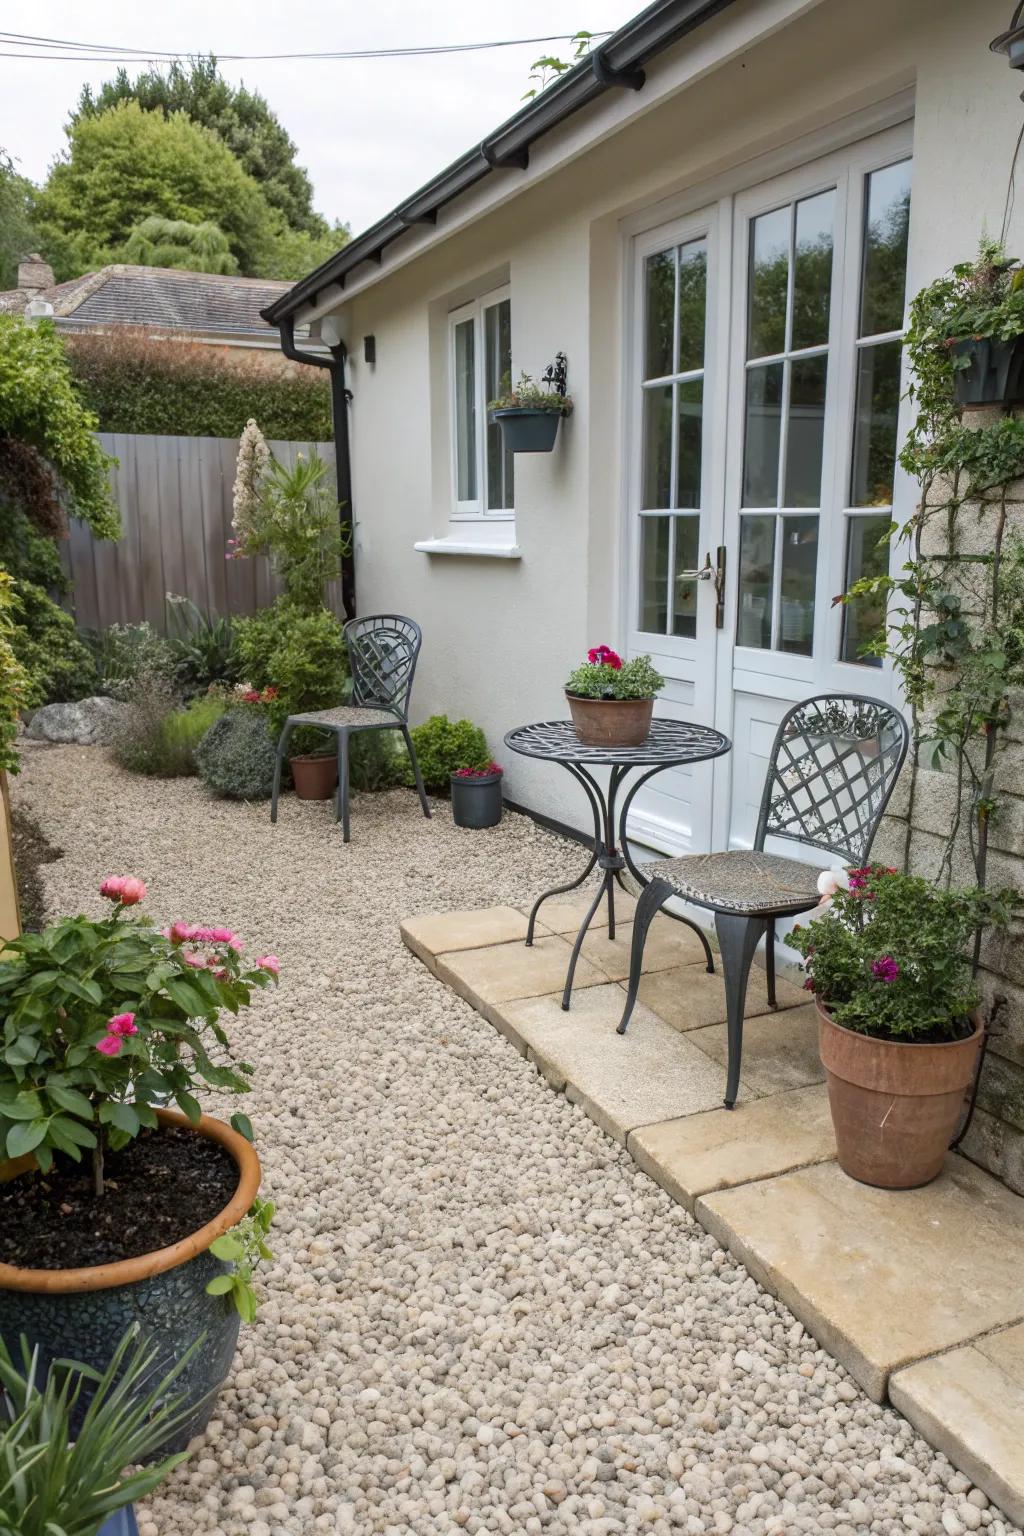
[816,867,850,903]
[232,418,270,543]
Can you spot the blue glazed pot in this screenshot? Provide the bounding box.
[99,1507,139,1536]
[0,1111,260,1455]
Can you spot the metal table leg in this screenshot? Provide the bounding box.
[524,762,604,945]
[558,764,630,1011]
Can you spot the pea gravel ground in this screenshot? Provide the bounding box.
[12,742,1019,1536]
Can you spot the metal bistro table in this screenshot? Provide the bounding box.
[504,718,732,1010]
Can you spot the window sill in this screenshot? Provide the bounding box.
[414,537,522,559]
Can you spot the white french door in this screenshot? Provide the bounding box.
[625,120,914,857]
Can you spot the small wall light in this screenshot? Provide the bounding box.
[363,335,376,365]
[319,315,344,349]
[992,4,1024,77]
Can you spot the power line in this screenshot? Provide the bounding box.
[0,29,609,65]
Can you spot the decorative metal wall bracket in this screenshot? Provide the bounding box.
[542,352,569,397]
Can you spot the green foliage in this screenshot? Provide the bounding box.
[522,32,593,99]
[8,582,98,707]
[785,866,1014,1042]
[231,428,349,610]
[0,317,118,538]
[0,884,276,1192]
[82,621,177,698]
[0,505,67,594]
[349,729,406,792]
[409,715,489,794]
[565,653,664,700]
[0,149,37,291]
[122,214,237,274]
[112,681,227,778]
[910,238,1024,350]
[233,599,347,738]
[195,709,277,801]
[66,328,332,441]
[0,1327,200,1536]
[206,1195,275,1323]
[165,596,239,694]
[489,371,572,414]
[0,573,30,774]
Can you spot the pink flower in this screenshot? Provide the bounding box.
[183,950,206,968]
[100,876,146,905]
[169,921,197,944]
[96,1034,123,1056]
[803,977,815,991]
[256,954,280,976]
[100,876,126,901]
[242,689,261,703]
[871,956,900,983]
[587,644,622,670]
[108,1011,137,1036]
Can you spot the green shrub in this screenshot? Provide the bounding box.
[0,572,30,773]
[234,598,346,754]
[9,582,98,705]
[111,676,225,777]
[165,595,239,694]
[349,728,406,791]
[408,715,489,794]
[82,620,177,698]
[195,708,277,800]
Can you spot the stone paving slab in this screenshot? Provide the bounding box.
[578,915,708,981]
[434,935,605,1020]
[629,1084,835,1211]
[890,1324,1024,1528]
[497,984,732,1143]
[686,1004,825,1095]
[517,889,638,933]
[629,962,805,1031]
[697,1156,1024,1402]
[401,907,537,971]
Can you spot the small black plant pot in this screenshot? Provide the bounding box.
[491,407,562,453]
[950,334,1024,405]
[451,771,503,828]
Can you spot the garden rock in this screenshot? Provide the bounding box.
[25,696,124,745]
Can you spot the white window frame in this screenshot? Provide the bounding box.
[448,285,513,522]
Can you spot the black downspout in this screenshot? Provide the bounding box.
[277,316,356,620]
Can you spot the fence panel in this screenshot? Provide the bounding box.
[65,434,337,632]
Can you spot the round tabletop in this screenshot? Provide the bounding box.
[504,718,731,768]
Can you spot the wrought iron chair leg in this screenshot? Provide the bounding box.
[616,877,673,1035]
[765,917,777,1008]
[715,911,769,1109]
[270,721,292,824]
[401,724,431,819]
[338,731,351,843]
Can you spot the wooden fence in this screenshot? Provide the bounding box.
[65,433,337,632]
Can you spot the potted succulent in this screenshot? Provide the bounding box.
[0,1326,201,1536]
[450,762,503,829]
[489,371,573,453]
[787,865,1013,1188]
[916,240,1024,406]
[564,645,665,748]
[0,875,280,1443]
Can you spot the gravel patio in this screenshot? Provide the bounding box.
[11,742,1019,1536]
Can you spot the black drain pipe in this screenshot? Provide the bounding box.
[277,316,356,620]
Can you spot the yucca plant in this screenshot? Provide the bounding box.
[0,1327,200,1536]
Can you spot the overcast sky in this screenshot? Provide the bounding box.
[0,2,641,235]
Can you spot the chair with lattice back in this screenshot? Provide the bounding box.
[270,614,431,843]
[617,694,910,1107]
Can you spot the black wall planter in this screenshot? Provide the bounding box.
[951,334,1024,405]
[451,771,503,828]
[491,407,562,453]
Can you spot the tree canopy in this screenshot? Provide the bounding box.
[122,215,238,275]
[0,150,38,291]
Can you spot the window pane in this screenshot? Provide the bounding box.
[672,516,700,638]
[747,205,789,359]
[742,362,783,506]
[676,380,703,509]
[454,318,477,502]
[677,238,707,372]
[737,514,776,649]
[484,299,514,511]
[860,159,912,338]
[644,250,675,379]
[791,189,834,351]
[850,339,902,506]
[639,516,670,633]
[641,385,673,509]
[841,514,890,665]
[784,355,828,507]
[779,515,818,657]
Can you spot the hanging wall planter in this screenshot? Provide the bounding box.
[489,353,572,455]
[950,334,1024,405]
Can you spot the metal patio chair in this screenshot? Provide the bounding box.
[270,613,431,843]
[617,694,910,1108]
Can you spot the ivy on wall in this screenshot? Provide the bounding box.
[65,328,333,442]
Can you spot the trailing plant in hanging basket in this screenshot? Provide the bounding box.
[489,371,573,453]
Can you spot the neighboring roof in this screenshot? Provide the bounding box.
[0,264,291,336]
[262,0,738,326]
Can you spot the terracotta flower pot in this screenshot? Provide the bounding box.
[566,693,654,748]
[0,1109,261,1450]
[290,752,338,800]
[816,1000,983,1189]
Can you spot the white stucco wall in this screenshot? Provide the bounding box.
[331,0,1024,830]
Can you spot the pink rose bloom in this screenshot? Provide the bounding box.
[100,876,126,901]
[256,954,280,976]
[210,927,236,944]
[182,950,206,968]
[96,1034,123,1056]
[108,1011,137,1036]
[118,877,147,906]
[169,921,197,944]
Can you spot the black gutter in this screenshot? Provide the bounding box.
[261,0,737,326]
[278,317,356,620]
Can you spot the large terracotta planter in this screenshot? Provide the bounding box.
[290,752,338,800]
[566,693,654,748]
[0,1109,260,1451]
[816,1001,982,1189]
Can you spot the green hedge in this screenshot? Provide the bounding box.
[65,329,332,441]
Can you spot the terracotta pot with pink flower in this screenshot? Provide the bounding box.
[564,646,665,748]
[0,875,280,1447]
[786,865,1013,1189]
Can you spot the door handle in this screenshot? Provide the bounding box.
[676,550,727,629]
[676,555,714,581]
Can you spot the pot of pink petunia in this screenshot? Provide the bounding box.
[0,875,280,1447]
[564,645,665,748]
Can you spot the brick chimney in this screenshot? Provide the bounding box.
[17,254,54,293]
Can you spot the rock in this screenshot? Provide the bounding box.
[25,695,124,745]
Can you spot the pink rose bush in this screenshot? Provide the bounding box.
[0,876,280,1194]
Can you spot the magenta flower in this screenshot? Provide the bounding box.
[587,644,623,670]
[169,921,197,944]
[182,950,206,968]
[871,956,900,983]
[256,953,280,976]
[99,875,146,905]
[108,1011,137,1036]
[96,1034,123,1056]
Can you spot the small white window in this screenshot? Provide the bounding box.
[449,289,514,518]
